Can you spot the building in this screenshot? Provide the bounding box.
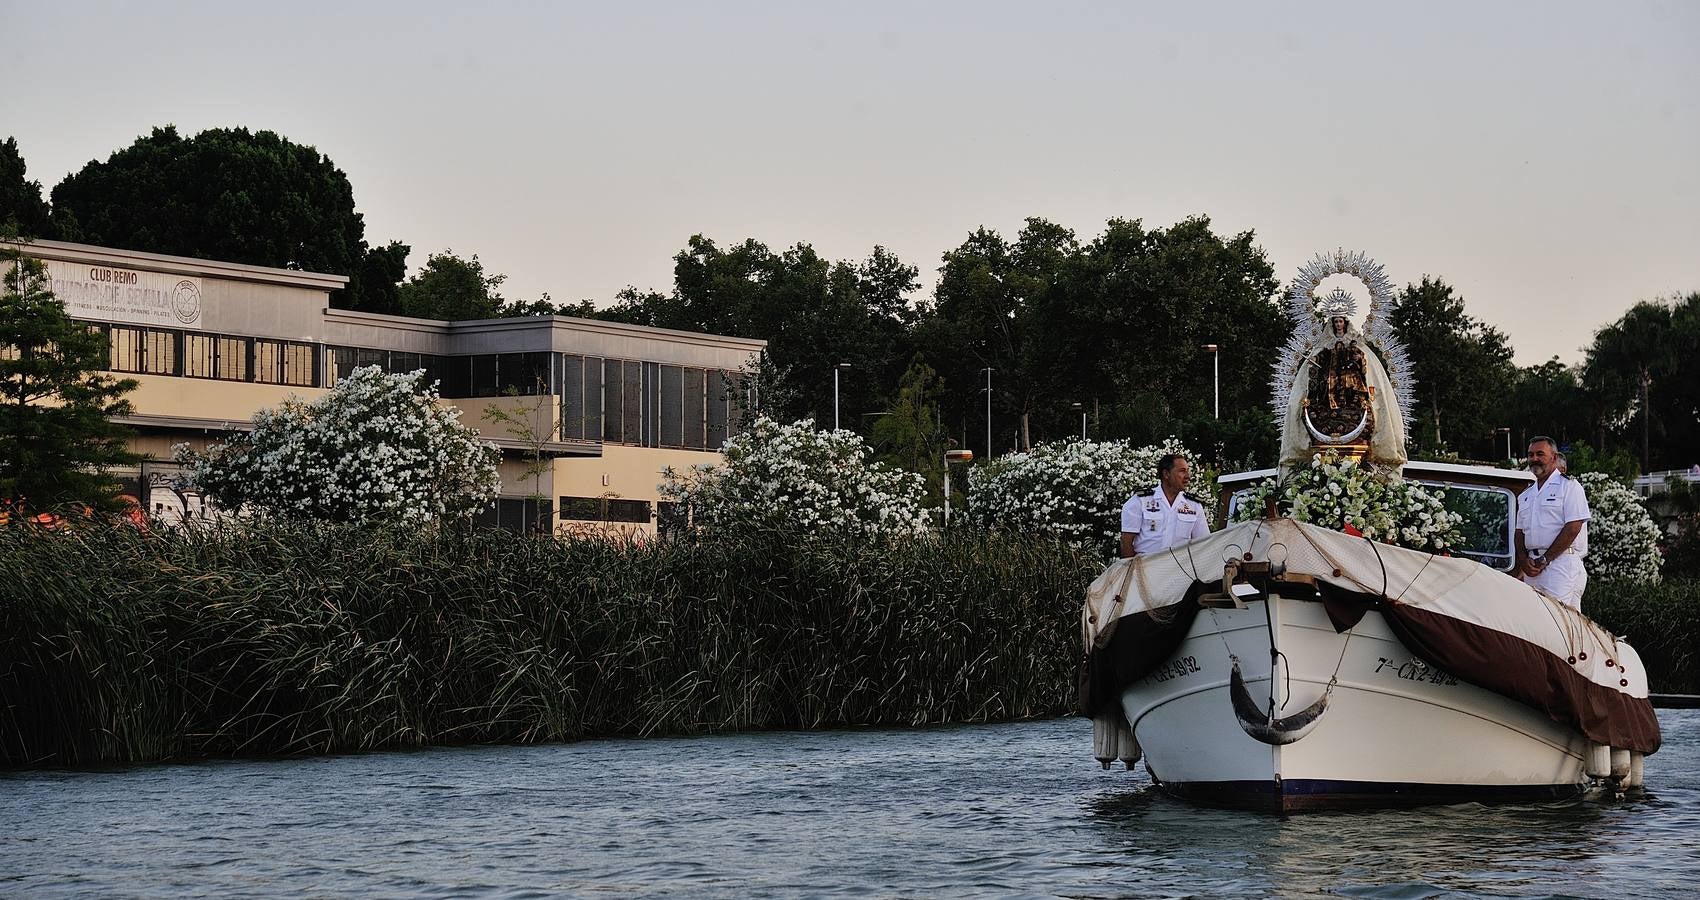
[13,239,765,536]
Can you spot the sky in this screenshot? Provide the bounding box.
[6,1,1696,365]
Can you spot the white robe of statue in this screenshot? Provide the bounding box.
[1281,321,1407,466]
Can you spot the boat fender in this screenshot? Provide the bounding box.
[1092,710,1118,769]
[1610,748,1631,781]
[1585,742,1611,780]
[1628,752,1645,790]
[1116,717,1142,770]
[1229,657,1329,746]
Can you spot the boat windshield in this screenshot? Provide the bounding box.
[1225,481,1516,572]
[1415,481,1515,571]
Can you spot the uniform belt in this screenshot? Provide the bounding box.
[1530,547,1580,557]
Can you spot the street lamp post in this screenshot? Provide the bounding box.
[1201,344,1219,419]
[1071,401,1086,440]
[1496,426,1512,461]
[942,449,974,527]
[832,362,851,431]
[980,367,993,458]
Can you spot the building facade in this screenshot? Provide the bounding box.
[14,239,765,536]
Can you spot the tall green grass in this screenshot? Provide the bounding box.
[1586,576,1700,694]
[0,523,1096,766]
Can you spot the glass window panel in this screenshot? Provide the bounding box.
[562,355,584,440]
[682,368,705,449]
[185,334,215,378]
[390,351,423,374]
[602,359,623,442]
[706,371,728,447]
[356,348,386,371]
[282,342,316,387]
[584,356,603,441]
[439,357,470,397]
[607,499,652,523]
[253,340,282,384]
[558,496,603,521]
[660,364,682,447]
[624,361,644,446]
[470,355,499,397]
[210,337,245,382]
[497,352,550,395]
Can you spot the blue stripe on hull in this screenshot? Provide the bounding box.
[1157,777,1585,813]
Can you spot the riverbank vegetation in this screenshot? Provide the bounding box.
[4,521,1694,768]
[0,522,1094,767]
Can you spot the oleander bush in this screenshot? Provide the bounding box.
[966,437,1213,556]
[1576,472,1664,585]
[0,520,1094,767]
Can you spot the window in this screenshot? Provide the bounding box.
[107,325,145,373]
[216,336,247,381]
[470,355,498,397]
[254,339,317,387]
[660,364,682,447]
[497,352,551,396]
[602,359,624,442]
[706,370,729,447]
[561,354,585,440]
[682,368,705,449]
[184,334,216,378]
[558,496,653,524]
[473,498,554,534]
[623,361,643,445]
[584,356,603,441]
[1418,482,1515,571]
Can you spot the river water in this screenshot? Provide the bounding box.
[3,711,1698,898]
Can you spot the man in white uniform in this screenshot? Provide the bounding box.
[1120,453,1211,559]
[1515,436,1592,609]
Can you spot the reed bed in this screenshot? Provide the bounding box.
[1585,576,1700,694]
[0,523,1097,766]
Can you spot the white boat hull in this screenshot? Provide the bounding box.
[1122,593,1589,810]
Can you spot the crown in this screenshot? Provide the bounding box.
[1317,287,1358,319]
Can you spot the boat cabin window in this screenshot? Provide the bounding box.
[1414,482,1515,571]
[1224,479,1516,572]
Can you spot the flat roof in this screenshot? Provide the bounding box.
[8,238,349,291]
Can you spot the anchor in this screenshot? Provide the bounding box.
[1229,656,1329,745]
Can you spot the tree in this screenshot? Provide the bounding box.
[48,125,400,310]
[0,241,140,512]
[917,216,1282,461]
[1503,358,1589,451]
[1583,294,1699,472]
[395,251,506,320]
[175,366,500,525]
[871,358,950,504]
[0,139,54,237]
[1387,276,1517,457]
[606,235,922,428]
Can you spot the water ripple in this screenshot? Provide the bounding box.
[2,713,1699,897]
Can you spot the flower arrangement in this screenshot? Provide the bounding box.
[1232,450,1463,553]
[964,438,1213,554]
[1575,472,1663,585]
[659,417,930,539]
[175,366,500,526]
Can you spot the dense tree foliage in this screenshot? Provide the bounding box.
[917,216,1282,462]
[48,126,404,311]
[395,251,506,321]
[0,139,54,237]
[1388,276,1517,458]
[1582,293,1700,471]
[0,243,140,512]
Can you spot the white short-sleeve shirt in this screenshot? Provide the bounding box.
[1516,472,1591,556]
[1120,489,1210,555]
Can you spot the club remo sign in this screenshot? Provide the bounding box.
[46,260,203,330]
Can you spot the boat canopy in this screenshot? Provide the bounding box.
[1080,518,1660,754]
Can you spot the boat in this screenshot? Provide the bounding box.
[1080,251,1661,811]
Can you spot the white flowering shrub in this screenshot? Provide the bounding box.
[175,366,500,526]
[1576,472,1662,584]
[1232,450,1463,553]
[659,417,929,539]
[965,438,1213,553]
